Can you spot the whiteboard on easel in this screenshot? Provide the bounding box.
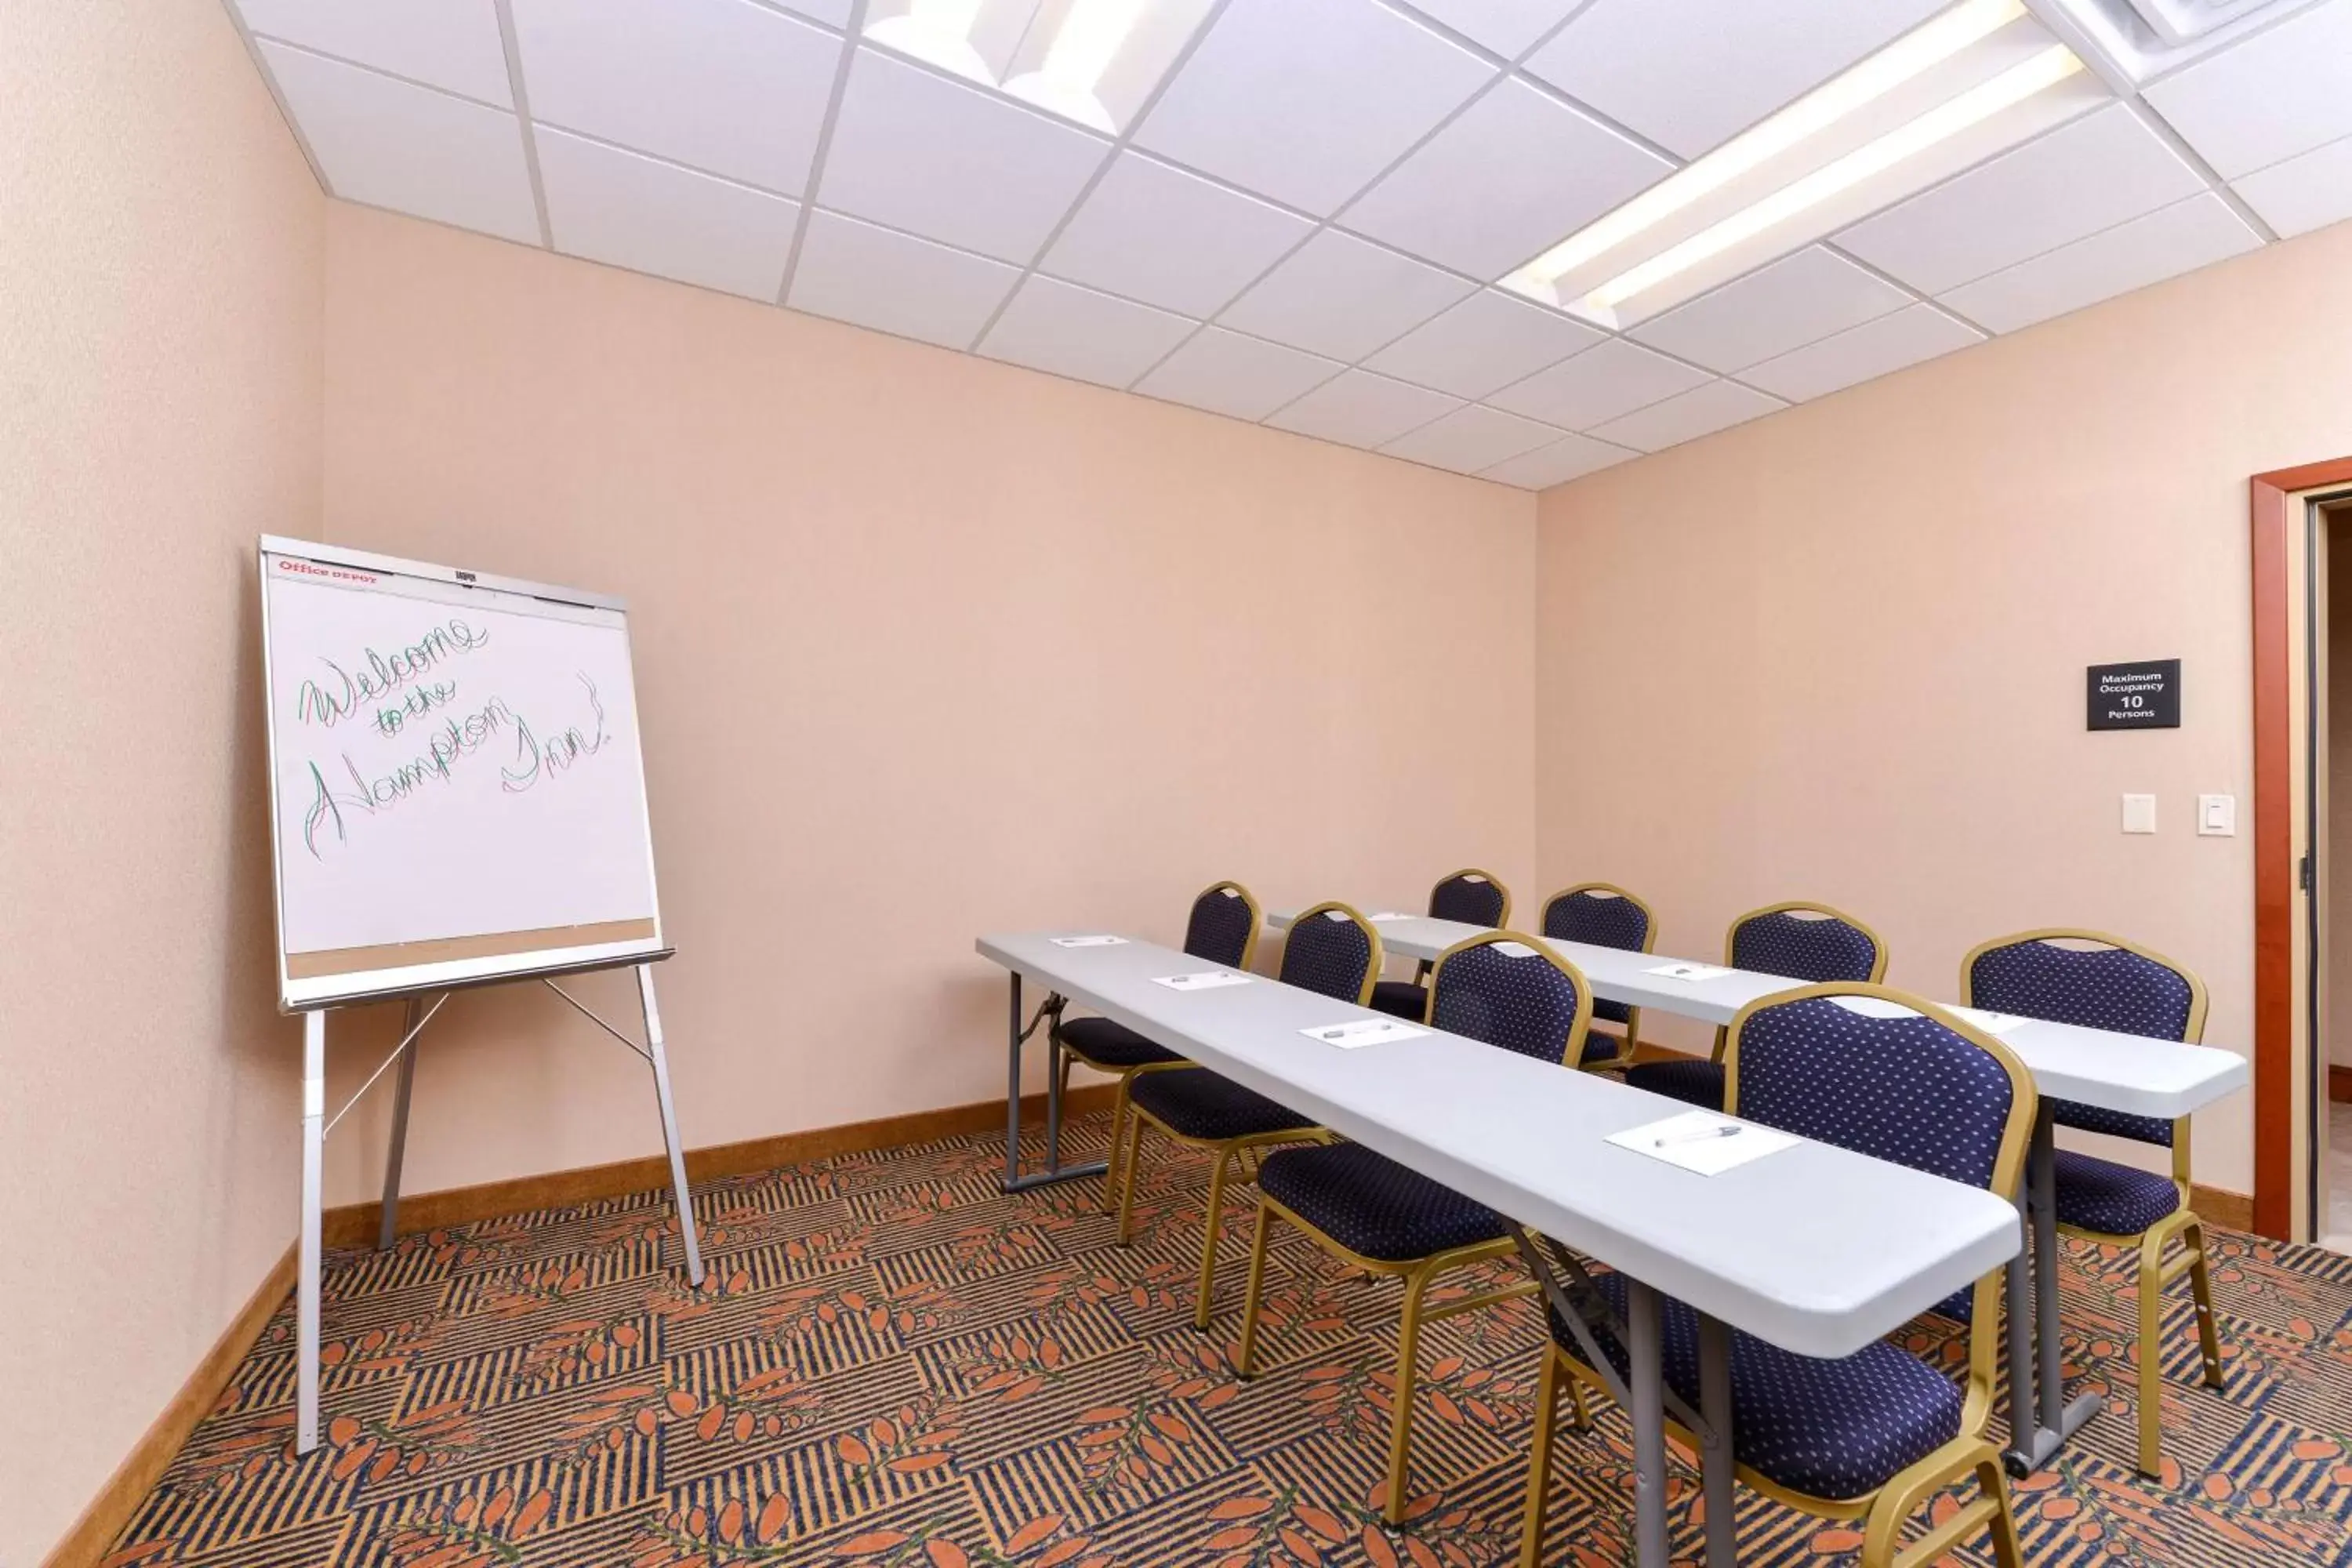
[259,536,665,1010]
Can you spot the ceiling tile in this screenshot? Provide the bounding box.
[1341,78,1672,280]
[2141,0,2352,180]
[1837,106,2206,296]
[234,0,513,105]
[1938,192,2263,333]
[1740,303,1984,402]
[536,128,797,300]
[1393,0,1587,58]
[1265,369,1461,448]
[818,49,1109,263]
[1479,431,1639,488]
[1486,337,1709,428]
[1134,328,1345,421]
[1524,0,1948,159]
[1039,154,1313,318]
[1363,290,1602,399]
[1381,405,1563,473]
[786,209,1021,348]
[2233,132,2352,240]
[978,277,1198,390]
[1215,230,1472,361]
[509,0,840,194]
[258,43,539,244]
[1628,247,1909,373]
[1587,379,1784,452]
[1133,0,1494,216]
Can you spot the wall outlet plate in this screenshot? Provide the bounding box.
[2122,793,2158,833]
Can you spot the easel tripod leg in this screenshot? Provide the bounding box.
[378,996,419,1252]
[297,1008,326,1455]
[637,966,704,1289]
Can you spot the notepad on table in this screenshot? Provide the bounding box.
[1607,1110,1797,1175]
[1301,1019,1426,1049]
[1051,935,1127,948]
[1153,971,1252,992]
[1646,961,1733,982]
[1947,1006,2027,1033]
[1368,912,1416,922]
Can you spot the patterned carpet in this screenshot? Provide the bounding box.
[107,1110,2352,1566]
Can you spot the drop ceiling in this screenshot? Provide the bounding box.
[227,0,2352,491]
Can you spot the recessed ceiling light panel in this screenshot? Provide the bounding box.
[866,0,1215,133]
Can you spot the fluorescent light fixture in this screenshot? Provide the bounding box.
[1005,0,1149,130]
[1518,0,2027,289]
[867,0,993,82]
[1588,43,2085,309]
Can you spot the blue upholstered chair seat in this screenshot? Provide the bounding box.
[2050,1149,2182,1235]
[1623,1056,1726,1110]
[1368,980,1428,1021]
[1551,1274,1963,1501]
[2052,1098,2174,1148]
[1581,1030,1624,1064]
[1593,997,1634,1026]
[1257,1142,1508,1261]
[1128,1068,1316,1142]
[1058,1015,1184,1069]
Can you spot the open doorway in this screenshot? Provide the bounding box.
[2254,463,2352,1244]
[2318,495,2352,1248]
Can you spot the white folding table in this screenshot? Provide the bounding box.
[981,931,2020,1568]
[1269,909,2251,1474]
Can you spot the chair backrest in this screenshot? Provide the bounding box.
[1541,883,1656,953]
[1428,932,1595,1066]
[1961,928,2205,1155]
[1727,902,1886,984]
[1183,880,1262,971]
[1279,902,1384,1005]
[1726,982,2034,1408]
[1428,869,1510,929]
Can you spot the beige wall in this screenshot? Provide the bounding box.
[1536,216,2352,1195]
[0,2,325,1559]
[314,205,1537,1208]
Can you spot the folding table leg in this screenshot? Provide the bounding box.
[999,972,1106,1193]
[1626,1278,1671,1568]
[1697,1309,1736,1568]
[2005,1105,2099,1474]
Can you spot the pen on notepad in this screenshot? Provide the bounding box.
[1656,1125,1743,1149]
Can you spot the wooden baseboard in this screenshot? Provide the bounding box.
[2330,1065,2352,1105]
[2192,1183,2256,1231]
[322,1082,1118,1247]
[46,1082,1115,1566]
[41,1243,296,1568]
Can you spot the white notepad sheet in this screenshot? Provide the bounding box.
[1646,961,1733,982]
[1153,971,1253,992]
[1301,1019,1426,1049]
[1947,1006,2027,1033]
[1051,935,1128,948]
[1607,1111,1798,1175]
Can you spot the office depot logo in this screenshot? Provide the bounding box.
[277,557,380,586]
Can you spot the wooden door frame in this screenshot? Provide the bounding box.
[2253,458,2352,1238]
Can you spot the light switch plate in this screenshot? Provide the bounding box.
[2122,793,2157,833]
[2198,793,2237,836]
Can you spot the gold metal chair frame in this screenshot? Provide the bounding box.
[1521,982,2034,1568]
[1960,927,2226,1475]
[1540,881,1658,1069]
[1116,900,1382,1334]
[1235,931,1595,1525]
[1410,867,1512,982]
[1054,880,1264,1217]
[1695,900,1891,1066]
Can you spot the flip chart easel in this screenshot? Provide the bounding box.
[259,536,702,1454]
